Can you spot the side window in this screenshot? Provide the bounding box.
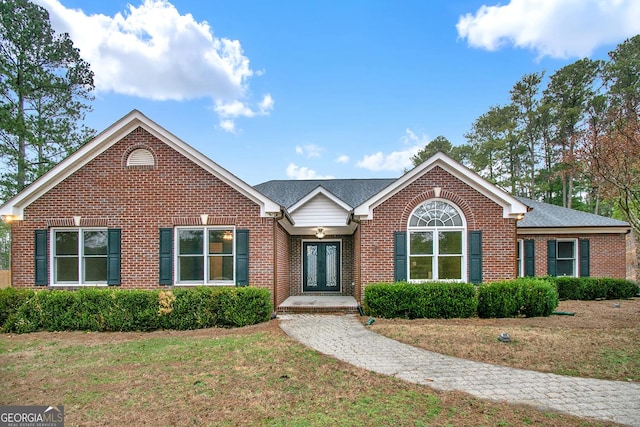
[556,240,577,277]
[51,229,113,285]
[176,227,235,284]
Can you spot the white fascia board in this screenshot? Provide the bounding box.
[517,226,631,235]
[288,186,352,213]
[0,110,280,219]
[353,152,528,220]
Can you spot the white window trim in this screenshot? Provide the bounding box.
[556,238,578,278]
[517,239,524,277]
[174,226,236,286]
[50,228,109,287]
[407,199,467,283]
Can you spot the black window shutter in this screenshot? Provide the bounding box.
[393,232,407,282]
[547,240,557,276]
[107,229,121,285]
[579,239,590,277]
[524,239,535,277]
[159,228,173,285]
[34,230,47,286]
[468,231,482,284]
[235,229,249,286]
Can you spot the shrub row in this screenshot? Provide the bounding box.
[363,278,559,319]
[476,278,558,318]
[547,277,639,300]
[363,281,478,319]
[0,287,272,334]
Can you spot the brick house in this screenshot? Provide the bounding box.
[0,111,630,311]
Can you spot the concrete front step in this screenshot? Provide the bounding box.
[277,295,360,314]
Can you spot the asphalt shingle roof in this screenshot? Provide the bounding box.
[254,179,395,209]
[516,197,629,228]
[254,180,629,229]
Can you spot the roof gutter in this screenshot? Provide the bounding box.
[517,226,631,235]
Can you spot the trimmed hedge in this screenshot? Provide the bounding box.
[0,287,272,333]
[548,277,639,300]
[477,278,558,318]
[363,281,478,319]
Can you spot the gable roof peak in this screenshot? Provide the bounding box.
[353,151,528,220]
[0,110,280,219]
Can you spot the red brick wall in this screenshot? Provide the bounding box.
[359,166,518,287]
[518,232,628,279]
[11,127,276,291]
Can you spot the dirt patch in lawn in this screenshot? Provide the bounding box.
[367,298,640,381]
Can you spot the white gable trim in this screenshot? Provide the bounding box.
[289,186,352,213]
[0,110,280,219]
[353,152,528,220]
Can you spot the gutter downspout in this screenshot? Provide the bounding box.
[348,210,363,308]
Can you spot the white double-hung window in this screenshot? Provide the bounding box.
[408,200,466,281]
[53,229,108,285]
[556,239,577,277]
[176,227,235,284]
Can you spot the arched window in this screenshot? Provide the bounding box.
[408,200,466,281]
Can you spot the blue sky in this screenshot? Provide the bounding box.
[34,0,640,185]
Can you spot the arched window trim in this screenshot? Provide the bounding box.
[125,147,156,168]
[407,198,467,282]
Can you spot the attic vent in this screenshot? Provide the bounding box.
[126,148,155,167]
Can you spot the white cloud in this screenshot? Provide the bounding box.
[286,163,334,180]
[218,119,237,134]
[356,129,426,172]
[258,94,274,113]
[33,0,273,132]
[456,0,640,59]
[336,155,350,164]
[213,93,273,132]
[214,100,256,118]
[295,144,324,159]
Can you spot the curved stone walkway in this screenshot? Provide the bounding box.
[279,314,640,426]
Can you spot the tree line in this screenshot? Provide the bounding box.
[412,35,640,240]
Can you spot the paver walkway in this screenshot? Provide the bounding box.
[279,314,640,426]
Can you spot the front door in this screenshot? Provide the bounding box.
[303,242,340,292]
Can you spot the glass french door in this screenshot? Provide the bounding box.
[303,242,340,292]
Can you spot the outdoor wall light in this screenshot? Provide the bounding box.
[1,215,16,223]
[315,228,325,239]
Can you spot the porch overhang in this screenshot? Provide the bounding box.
[277,217,358,237]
